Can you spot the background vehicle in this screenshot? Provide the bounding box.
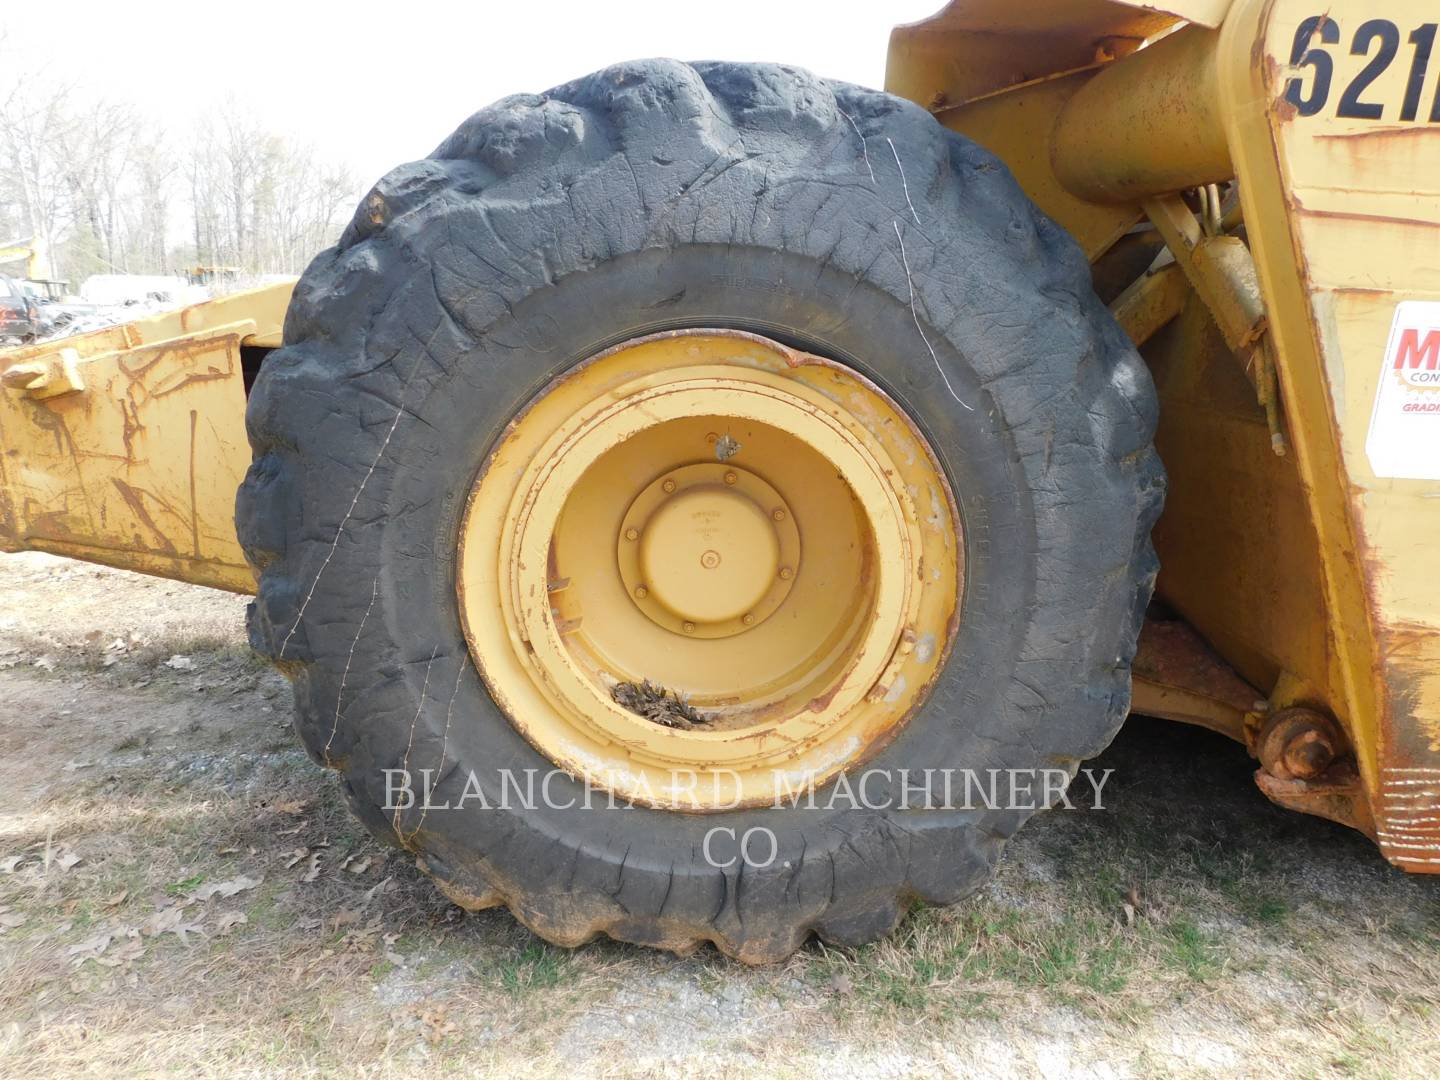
[1,0,1436,960]
[0,274,53,344]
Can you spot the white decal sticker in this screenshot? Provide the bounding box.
[1366,301,1440,481]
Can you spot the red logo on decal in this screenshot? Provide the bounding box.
[1395,329,1440,372]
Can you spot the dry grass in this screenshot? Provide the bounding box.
[1,551,1438,1078]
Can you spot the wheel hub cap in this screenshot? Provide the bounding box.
[619,463,799,638]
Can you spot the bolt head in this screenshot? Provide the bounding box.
[634,585,648,599]
[779,566,794,580]
[742,613,754,626]
[723,471,737,485]
[771,508,786,522]
[624,527,639,541]
[682,621,696,634]
[662,479,677,493]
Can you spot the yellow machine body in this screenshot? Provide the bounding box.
[0,284,289,592]
[890,0,1440,868]
[1,0,1437,870]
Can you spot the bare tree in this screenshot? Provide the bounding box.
[185,101,356,276]
[0,37,74,280]
[0,46,359,290]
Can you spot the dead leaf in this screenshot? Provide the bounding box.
[215,911,248,936]
[93,932,144,968]
[362,877,393,907]
[276,823,305,837]
[164,655,195,671]
[33,656,57,672]
[828,971,854,996]
[188,874,261,902]
[101,889,129,908]
[416,1004,457,1045]
[54,849,81,871]
[302,851,322,883]
[283,848,309,869]
[0,855,22,873]
[331,908,361,931]
[341,853,372,875]
[0,910,27,931]
[67,931,114,964]
[271,798,309,816]
[143,906,206,944]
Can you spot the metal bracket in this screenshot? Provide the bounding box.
[1,347,85,400]
[1142,193,1288,455]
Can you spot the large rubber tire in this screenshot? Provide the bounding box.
[238,60,1163,962]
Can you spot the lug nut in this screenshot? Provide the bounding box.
[634,585,648,599]
[742,613,755,626]
[682,621,696,634]
[662,479,677,493]
[771,508,786,522]
[779,566,794,580]
[723,471,737,485]
[624,527,639,541]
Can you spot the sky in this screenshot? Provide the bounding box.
[3,0,943,191]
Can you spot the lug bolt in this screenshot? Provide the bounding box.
[771,508,786,522]
[742,613,755,626]
[682,621,696,634]
[779,566,794,580]
[662,479,677,493]
[723,471,737,485]
[634,585,648,599]
[624,527,639,541]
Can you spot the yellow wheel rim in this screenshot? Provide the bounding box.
[458,329,962,810]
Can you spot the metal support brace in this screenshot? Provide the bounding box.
[1142,193,1288,455]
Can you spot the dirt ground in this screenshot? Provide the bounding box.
[0,551,1437,1078]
